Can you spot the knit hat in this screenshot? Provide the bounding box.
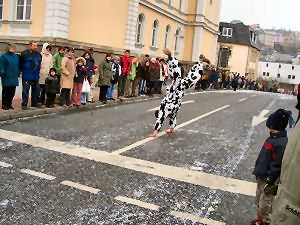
[49,68,56,73]
[266,109,294,131]
[114,56,120,61]
[76,57,86,65]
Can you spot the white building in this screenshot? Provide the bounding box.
[258,62,300,85]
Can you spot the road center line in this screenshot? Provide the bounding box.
[61,180,100,194]
[0,161,13,168]
[113,105,230,155]
[20,169,56,180]
[0,128,256,197]
[170,211,225,225]
[147,100,195,112]
[238,98,247,102]
[115,195,160,211]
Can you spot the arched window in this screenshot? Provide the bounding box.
[179,0,183,11]
[136,14,145,44]
[151,20,159,47]
[174,28,180,52]
[164,25,171,49]
[209,0,213,20]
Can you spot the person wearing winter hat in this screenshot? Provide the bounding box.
[45,68,59,108]
[98,53,112,104]
[251,109,294,225]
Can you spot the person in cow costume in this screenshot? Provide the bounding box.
[150,49,205,137]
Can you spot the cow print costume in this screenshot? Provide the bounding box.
[154,56,203,131]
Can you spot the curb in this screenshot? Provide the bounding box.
[0,95,164,122]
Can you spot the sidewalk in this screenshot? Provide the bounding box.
[0,88,166,122]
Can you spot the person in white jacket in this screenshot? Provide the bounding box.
[39,43,53,104]
[149,49,204,137]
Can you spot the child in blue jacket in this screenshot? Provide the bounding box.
[251,109,294,225]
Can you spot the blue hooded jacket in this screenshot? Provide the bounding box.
[20,49,42,80]
[0,52,20,86]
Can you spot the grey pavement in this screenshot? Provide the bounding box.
[0,90,297,225]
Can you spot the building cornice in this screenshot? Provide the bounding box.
[139,0,219,35]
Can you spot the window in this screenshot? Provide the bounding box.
[151,20,159,47]
[164,25,171,49]
[16,0,32,20]
[263,72,266,76]
[0,0,3,20]
[292,75,295,79]
[174,28,180,52]
[267,72,270,76]
[292,66,295,70]
[179,0,183,11]
[277,74,280,78]
[266,63,268,67]
[279,64,281,68]
[288,75,291,79]
[222,27,233,37]
[136,14,145,44]
[217,45,232,68]
[250,31,257,43]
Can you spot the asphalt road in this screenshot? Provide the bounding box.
[0,90,297,225]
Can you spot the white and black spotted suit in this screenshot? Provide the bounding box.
[154,56,203,131]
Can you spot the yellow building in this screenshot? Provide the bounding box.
[217,21,261,80]
[0,0,222,62]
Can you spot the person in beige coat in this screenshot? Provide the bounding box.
[271,122,300,225]
[39,43,53,104]
[60,48,76,106]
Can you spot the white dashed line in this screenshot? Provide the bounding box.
[0,161,13,168]
[0,127,256,197]
[147,100,195,112]
[115,196,160,211]
[170,211,225,225]
[61,180,100,194]
[238,98,247,102]
[20,169,56,180]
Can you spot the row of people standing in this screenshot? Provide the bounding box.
[97,50,169,104]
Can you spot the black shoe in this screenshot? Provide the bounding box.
[22,106,27,110]
[2,106,9,110]
[31,103,42,108]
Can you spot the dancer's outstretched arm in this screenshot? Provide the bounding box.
[181,61,203,90]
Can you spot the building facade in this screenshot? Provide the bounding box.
[258,62,300,85]
[217,21,261,80]
[0,0,222,62]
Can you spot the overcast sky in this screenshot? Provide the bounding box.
[220,0,300,31]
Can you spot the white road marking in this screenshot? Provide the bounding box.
[170,211,225,225]
[0,128,256,197]
[252,95,257,97]
[20,169,56,180]
[0,161,13,168]
[113,105,230,155]
[252,110,270,126]
[115,195,160,211]
[238,98,247,102]
[61,180,100,194]
[147,100,195,112]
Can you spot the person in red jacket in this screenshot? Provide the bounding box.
[118,50,132,99]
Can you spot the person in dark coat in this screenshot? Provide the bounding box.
[146,58,159,97]
[232,75,239,91]
[295,84,300,124]
[82,51,95,102]
[251,109,294,225]
[45,68,59,108]
[71,57,87,106]
[0,43,20,110]
[19,41,42,110]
